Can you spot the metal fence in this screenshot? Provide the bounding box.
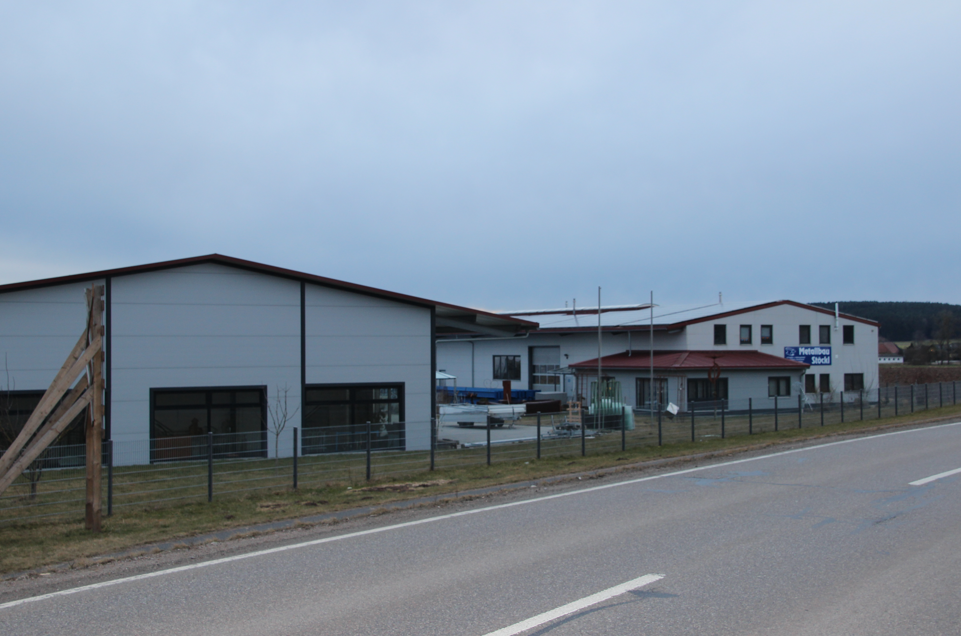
[2,381,959,526]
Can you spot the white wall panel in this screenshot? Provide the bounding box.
[111,264,301,461]
[305,285,432,450]
[0,282,102,390]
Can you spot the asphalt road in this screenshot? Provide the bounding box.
[3,421,961,635]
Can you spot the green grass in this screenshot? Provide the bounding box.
[2,402,961,575]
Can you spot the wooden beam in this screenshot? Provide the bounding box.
[0,386,93,496]
[86,288,104,532]
[0,334,101,480]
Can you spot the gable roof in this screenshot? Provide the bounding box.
[499,300,879,333]
[570,349,810,371]
[0,254,535,336]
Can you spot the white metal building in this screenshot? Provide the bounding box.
[436,300,880,410]
[0,255,529,464]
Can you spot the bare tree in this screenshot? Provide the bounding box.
[266,384,299,459]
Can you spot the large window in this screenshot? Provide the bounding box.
[768,376,791,397]
[636,377,668,408]
[740,325,752,345]
[843,325,855,345]
[819,325,831,345]
[760,325,773,345]
[799,325,811,345]
[820,374,831,393]
[804,375,816,394]
[714,324,727,345]
[150,387,267,462]
[302,384,404,454]
[688,378,728,402]
[0,391,87,467]
[493,355,521,381]
[844,374,864,392]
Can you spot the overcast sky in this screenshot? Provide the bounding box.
[1,1,958,311]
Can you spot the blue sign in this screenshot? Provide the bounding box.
[784,346,832,365]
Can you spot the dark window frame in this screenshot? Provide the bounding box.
[688,378,729,402]
[714,324,727,345]
[843,325,855,345]
[804,375,816,394]
[149,386,268,463]
[799,325,811,345]
[844,373,864,392]
[819,325,831,345]
[302,382,405,454]
[493,355,522,381]
[768,376,791,397]
[819,374,831,393]
[760,325,773,345]
[739,325,752,345]
[0,390,88,468]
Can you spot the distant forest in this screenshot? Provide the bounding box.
[809,301,961,342]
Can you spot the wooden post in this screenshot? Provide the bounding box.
[85,285,105,532]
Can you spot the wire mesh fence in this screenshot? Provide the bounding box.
[2,381,959,525]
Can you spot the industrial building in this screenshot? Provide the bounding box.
[0,255,530,464]
[436,300,880,411]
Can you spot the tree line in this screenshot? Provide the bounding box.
[809,301,961,343]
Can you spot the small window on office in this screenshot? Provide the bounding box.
[768,376,790,397]
[804,375,816,394]
[819,325,831,345]
[493,355,521,381]
[799,325,811,345]
[740,325,752,345]
[819,374,831,393]
[761,325,773,344]
[844,373,864,392]
[714,324,727,345]
[843,325,854,344]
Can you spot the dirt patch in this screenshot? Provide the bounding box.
[357,479,453,493]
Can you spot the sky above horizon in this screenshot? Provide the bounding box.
[2,2,959,312]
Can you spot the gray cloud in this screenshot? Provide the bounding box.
[1,1,958,309]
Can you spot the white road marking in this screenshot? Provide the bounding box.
[910,466,961,486]
[480,574,664,636]
[2,419,959,612]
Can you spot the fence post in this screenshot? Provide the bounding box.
[430,417,435,472]
[749,398,753,434]
[621,407,626,451]
[536,414,541,460]
[859,390,863,421]
[487,414,492,466]
[581,410,586,457]
[207,432,213,503]
[774,396,778,432]
[820,392,824,426]
[721,400,726,439]
[925,383,929,410]
[798,393,802,429]
[841,391,845,423]
[657,405,662,446]
[107,439,113,517]
[895,385,899,416]
[366,421,372,481]
[292,426,298,490]
[877,387,881,420]
[939,382,943,409]
[954,381,957,405]
[910,385,914,413]
[691,404,695,442]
